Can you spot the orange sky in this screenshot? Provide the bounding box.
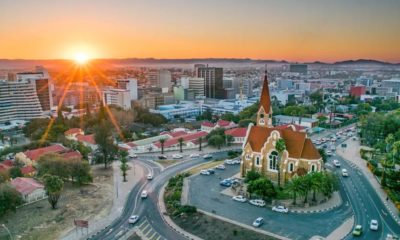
[1,0,399,63]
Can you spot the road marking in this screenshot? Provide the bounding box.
[148,230,157,239]
[138,220,147,228]
[141,223,150,232]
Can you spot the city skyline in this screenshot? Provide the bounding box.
[1,0,400,62]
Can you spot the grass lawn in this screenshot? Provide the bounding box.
[173,212,277,240]
[185,160,224,175]
[0,165,114,240]
[155,159,180,168]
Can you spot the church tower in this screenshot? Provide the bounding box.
[257,71,273,127]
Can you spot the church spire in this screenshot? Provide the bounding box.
[257,70,273,127]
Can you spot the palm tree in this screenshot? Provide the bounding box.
[178,137,184,153]
[275,138,286,188]
[159,138,166,154]
[310,172,323,202]
[198,137,203,151]
[287,177,302,205]
[301,174,312,204]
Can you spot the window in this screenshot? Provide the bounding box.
[259,118,265,125]
[268,151,278,170]
[311,164,316,172]
[256,156,260,166]
[288,162,294,172]
[246,154,251,160]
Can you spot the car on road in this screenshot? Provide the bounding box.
[352,224,363,236]
[203,154,213,159]
[333,159,341,167]
[249,199,266,207]
[370,219,378,230]
[386,234,399,240]
[341,169,349,177]
[216,164,225,170]
[172,154,183,159]
[272,205,289,213]
[158,155,167,160]
[207,168,215,174]
[220,179,232,187]
[128,215,139,224]
[252,217,264,227]
[190,153,200,158]
[147,174,153,180]
[232,195,247,202]
[232,159,241,164]
[326,150,333,156]
[129,153,138,158]
[141,190,148,198]
[200,170,210,175]
[224,159,234,165]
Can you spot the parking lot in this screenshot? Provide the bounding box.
[187,163,353,240]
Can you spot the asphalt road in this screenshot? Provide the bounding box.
[88,150,233,240]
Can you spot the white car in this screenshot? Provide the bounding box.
[216,164,226,170]
[224,159,234,165]
[370,219,378,230]
[249,199,266,207]
[252,217,264,227]
[147,174,153,180]
[141,190,148,198]
[129,153,138,158]
[172,154,183,159]
[200,170,210,175]
[326,150,333,156]
[272,205,289,213]
[128,215,139,224]
[333,159,341,167]
[232,195,247,202]
[342,169,349,177]
[189,153,200,158]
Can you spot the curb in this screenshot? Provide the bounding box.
[289,192,343,214]
[158,182,203,240]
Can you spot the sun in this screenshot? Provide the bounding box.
[74,53,89,65]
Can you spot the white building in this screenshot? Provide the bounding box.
[103,88,131,110]
[11,177,46,204]
[147,69,172,90]
[117,78,138,100]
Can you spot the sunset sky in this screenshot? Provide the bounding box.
[0,0,399,62]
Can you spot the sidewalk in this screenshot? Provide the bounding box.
[337,139,400,224]
[61,161,144,240]
[137,145,241,157]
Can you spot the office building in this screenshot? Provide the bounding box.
[382,79,400,94]
[103,88,131,110]
[188,77,205,98]
[147,69,172,90]
[117,78,138,100]
[196,66,225,99]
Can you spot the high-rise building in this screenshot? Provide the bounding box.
[196,66,225,99]
[117,78,138,100]
[147,70,172,90]
[103,88,131,110]
[188,77,205,98]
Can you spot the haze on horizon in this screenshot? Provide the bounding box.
[0,0,399,63]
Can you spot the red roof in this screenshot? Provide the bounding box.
[201,121,215,127]
[24,145,67,161]
[2,160,13,167]
[225,128,247,137]
[127,142,137,148]
[64,128,83,135]
[166,131,187,138]
[11,177,44,195]
[62,151,82,160]
[274,124,305,131]
[216,120,231,127]
[21,166,36,175]
[77,134,96,145]
[154,131,208,148]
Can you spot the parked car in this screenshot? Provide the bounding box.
[224,159,234,165]
[232,159,241,164]
[333,159,341,167]
[128,215,139,224]
[342,169,349,177]
[190,153,200,158]
[200,170,210,175]
[252,217,264,227]
[220,179,232,187]
[352,224,363,236]
[129,153,138,158]
[203,154,213,159]
[172,154,183,159]
[272,205,289,213]
[158,155,167,160]
[141,190,148,198]
[147,174,153,180]
[249,199,266,207]
[207,168,215,174]
[232,195,247,202]
[370,219,378,230]
[216,164,226,170]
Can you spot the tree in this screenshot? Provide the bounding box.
[119,150,129,182]
[159,138,166,154]
[207,135,224,149]
[286,176,302,205]
[43,174,64,209]
[198,137,203,151]
[247,177,277,201]
[37,153,70,179]
[9,167,22,178]
[69,159,93,185]
[317,116,328,125]
[275,138,286,188]
[226,134,234,146]
[94,122,118,169]
[320,172,338,198]
[355,103,372,116]
[244,170,261,183]
[0,184,23,215]
[299,174,312,203]
[309,172,323,202]
[178,137,184,153]
[318,149,328,163]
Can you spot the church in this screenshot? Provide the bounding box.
[240,72,323,184]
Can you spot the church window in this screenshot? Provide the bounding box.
[288,162,294,172]
[311,164,316,172]
[268,151,278,170]
[256,156,260,166]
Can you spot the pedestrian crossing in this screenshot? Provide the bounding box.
[136,218,166,240]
